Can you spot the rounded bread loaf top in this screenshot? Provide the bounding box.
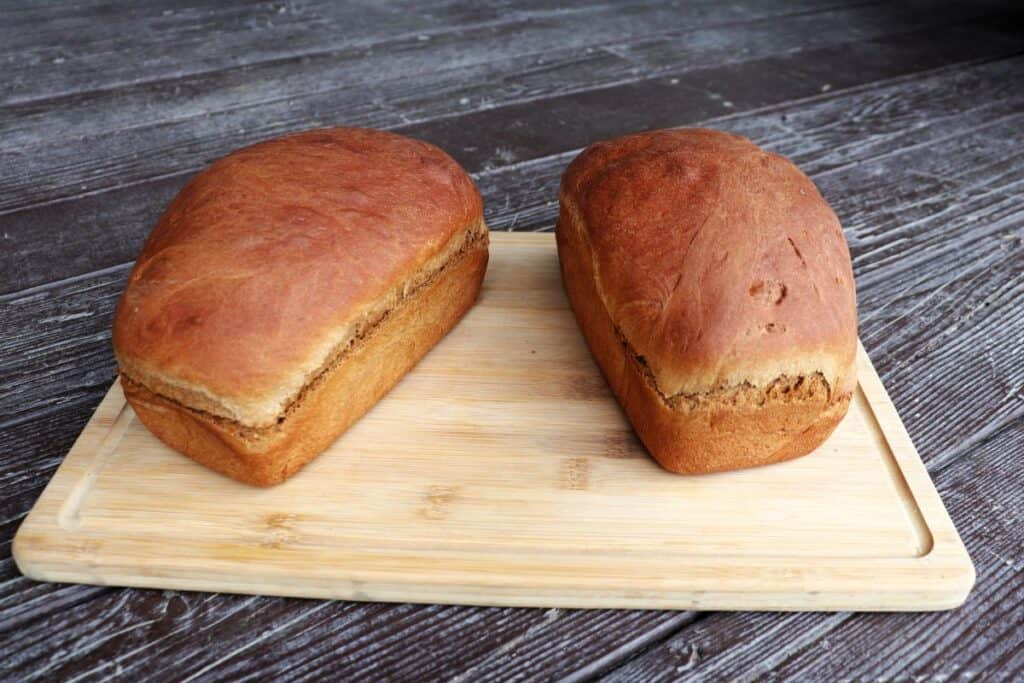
[560,127,857,400]
[113,127,483,427]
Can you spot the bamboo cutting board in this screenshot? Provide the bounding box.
[14,233,973,611]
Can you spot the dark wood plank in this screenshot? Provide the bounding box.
[0,400,104,524]
[0,585,695,682]
[4,18,1022,294]
[1,0,823,106]
[0,268,123,427]
[401,22,1024,176]
[0,0,566,102]
[0,1,318,53]
[3,1,946,210]
[2,1,989,158]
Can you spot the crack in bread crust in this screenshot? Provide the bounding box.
[611,322,834,412]
[120,223,489,437]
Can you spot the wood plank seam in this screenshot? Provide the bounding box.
[3,18,1019,223]
[0,1,889,145]
[0,2,652,106]
[0,0,805,109]
[3,47,1022,308]
[565,613,707,682]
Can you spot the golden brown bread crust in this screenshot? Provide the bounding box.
[113,127,488,485]
[113,127,484,427]
[123,235,488,486]
[557,128,857,473]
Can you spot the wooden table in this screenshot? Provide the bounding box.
[2,1,1022,680]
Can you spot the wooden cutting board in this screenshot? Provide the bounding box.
[14,233,973,611]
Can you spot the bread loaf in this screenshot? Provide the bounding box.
[113,128,489,486]
[556,128,857,473]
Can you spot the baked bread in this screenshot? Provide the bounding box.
[556,128,857,473]
[113,128,489,486]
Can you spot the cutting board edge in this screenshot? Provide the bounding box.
[11,536,975,612]
[11,233,976,612]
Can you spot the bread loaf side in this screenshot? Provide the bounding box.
[556,128,857,473]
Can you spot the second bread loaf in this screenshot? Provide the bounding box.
[556,128,857,474]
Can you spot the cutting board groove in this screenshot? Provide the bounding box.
[13,233,973,611]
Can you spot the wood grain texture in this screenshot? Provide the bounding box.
[0,595,695,682]
[12,234,973,612]
[2,2,1004,211]
[2,1,665,104]
[2,0,1023,679]
[1,0,844,106]
[0,269,123,427]
[4,4,1023,293]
